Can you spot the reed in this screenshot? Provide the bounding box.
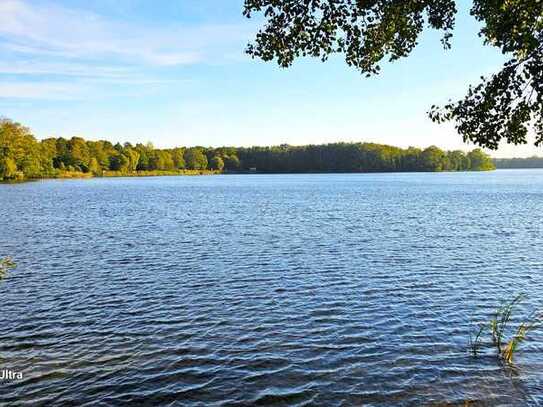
[469,293,541,364]
[490,293,524,352]
[500,312,541,364]
[0,257,16,280]
[468,324,485,356]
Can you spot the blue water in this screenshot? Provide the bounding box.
[1,170,542,406]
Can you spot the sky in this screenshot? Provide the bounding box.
[0,0,540,158]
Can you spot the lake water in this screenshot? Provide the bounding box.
[1,170,542,406]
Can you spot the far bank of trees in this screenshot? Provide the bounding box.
[1,118,495,181]
[236,144,494,173]
[494,157,543,169]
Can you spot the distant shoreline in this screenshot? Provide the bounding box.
[1,118,497,182]
[0,169,218,183]
[494,157,543,169]
[0,168,506,184]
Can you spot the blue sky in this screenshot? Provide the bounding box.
[0,0,540,157]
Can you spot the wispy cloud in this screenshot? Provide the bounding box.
[0,74,195,101]
[0,0,251,66]
[0,61,132,78]
[0,0,252,101]
[0,81,86,100]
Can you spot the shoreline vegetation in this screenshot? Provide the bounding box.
[49,169,216,179]
[494,157,543,169]
[469,293,542,364]
[1,118,496,182]
[0,257,15,281]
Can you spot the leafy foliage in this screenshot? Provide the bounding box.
[184,148,209,170]
[236,143,494,172]
[0,118,494,180]
[210,156,225,171]
[0,118,216,180]
[244,0,456,74]
[494,156,543,168]
[244,0,543,149]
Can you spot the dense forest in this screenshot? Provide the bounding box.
[0,118,495,181]
[494,157,543,169]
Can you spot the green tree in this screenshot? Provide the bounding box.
[467,148,495,171]
[401,147,422,171]
[447,150,469,171]
[160,150,175,170]
[124,147,141,172]
[0,156,17,180]
[88,157,101,175]
[244,0,543,149]
[0,118,43,178]
[40,138,57,175]
[210,156,225,171]
[68,137,90,171]
[20,155,42,177]
[420,146,447,171]
[109,153,129,172]
[91,140,114,170]
[224,155,241,171]
[149,150,175,170]
[171,148,186,169]
[135,143,151,170]
[54,138,71,169]
[184,148,208,170]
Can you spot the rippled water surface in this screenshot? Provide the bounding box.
[1,170,543,406]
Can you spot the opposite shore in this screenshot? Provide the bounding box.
[1,118,499,182]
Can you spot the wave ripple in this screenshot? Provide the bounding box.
[1,172,543,406]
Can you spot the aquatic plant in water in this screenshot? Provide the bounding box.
[469,293,541,364]
[0,257,16,280]
[468,324,485,357]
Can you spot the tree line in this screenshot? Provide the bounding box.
[494,157,543,169]
[236,144,494,173]
[0,118,495,181]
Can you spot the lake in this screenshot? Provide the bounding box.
[1,170,542,406]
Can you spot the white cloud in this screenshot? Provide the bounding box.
[0,60,196,86]
[0,60,131,78]
[0,0,251,66]
[0,81,85,100]
[0,0,250,100]
[0,74,193,100]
